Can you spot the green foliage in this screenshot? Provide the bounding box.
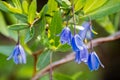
[0,11,9,36]
[8,23,29,30]
[83,0,108,14]
[74,0,86,12]
[28,0,37,24]
[0,0,120,79]
[49,11,62,47]
[22,0,29,14]
[96,16,115,34]
[55,0,71,9]
[25,27,35,43]
[37,50,52,70]
[0,45,14,56]
[81,0,120,20]
[54,73,73,80]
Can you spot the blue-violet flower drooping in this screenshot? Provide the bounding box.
[87,51,104,71]
[71,34,89,63]
[78,22,92,40]
[7,44,26,64]
[60,27,72,45]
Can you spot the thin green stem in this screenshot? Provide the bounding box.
[72,4,76,35]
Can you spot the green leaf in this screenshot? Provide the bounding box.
[8,23,29,30]
[83,0,108,13]
[0,1,9,12]
[2,1,22,13]
[14,13,28,22]
[39,4,48,18]
[96,16,115,34]
[0,11,9,36]
[53,73,73,80]
[28,0,37,24]
[12,0,21,9]
[80,0,120,20]
[55,0,71,9]
[56,44,71,52]
[22,0,29,14]
[74,0,86,12]
[0,45,14,56]
[25,27,35,43]
[47,0,58,16]
[72,72,82,80]
[37,50,52,70]
[49,11,62,47]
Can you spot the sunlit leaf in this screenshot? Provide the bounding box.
[2,1,22,13]
[80,0,120,20]
[83,0,108,13]
[47,0,58,16]
[12,0,21,9]
[22,0,29,14]
[28,0,37,24]
[74,0,86,12]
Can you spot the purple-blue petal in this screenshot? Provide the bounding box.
[60,27,72,45]
[78,22,90,40]
[80,45,89,62]
[71,35,79,51]
[75,51,81,64]
[7,44,26,64]
[19,45,26,64]
[87,51,104,71]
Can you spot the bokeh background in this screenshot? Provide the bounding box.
[0,0,120,80]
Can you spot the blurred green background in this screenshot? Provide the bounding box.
[0,0,120,80]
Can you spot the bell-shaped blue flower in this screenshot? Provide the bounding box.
[75,46,88,64]
[78,22,93,40]
[71,34,85,51]
[71,34,89,63]
[7,44,26,64]
[60,27,72,45]
[87,51,104,71]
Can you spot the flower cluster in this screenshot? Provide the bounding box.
[59,22,104,71]
[7,44,26,64]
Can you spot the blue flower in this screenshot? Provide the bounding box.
[7,44,26,64]
[78,22,93,40]
[71,34,85,51]
[71,34,89,63]
[87,51,104,71]
[75,46,88,64]
[60,27,72,45]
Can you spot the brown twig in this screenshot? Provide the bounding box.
[32,49,43,77]
[32,31,120,80]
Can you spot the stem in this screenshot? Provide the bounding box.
[17,31,20,44]
[72,4,76,35]
[33,55,38,77]
[49,52,53,80]
[32,50,43,78]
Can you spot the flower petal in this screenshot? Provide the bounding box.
[75,51,81,64]
[79,22,90,40]
[19,45,26,64]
